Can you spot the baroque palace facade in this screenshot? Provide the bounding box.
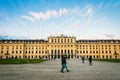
[0,34,120,59]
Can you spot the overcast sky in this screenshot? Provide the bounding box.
[0,0,120,40]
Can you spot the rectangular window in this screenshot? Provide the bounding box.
[19,56,21,59]
[52,39,53,42]
[90,51,92,54]
[86,51,88,54]
[61,39,63,42]
[32,56,33,58]
[110,55,112,59]
[106,55,108,59]
[16,51,18,54]
[20,51,21,54]
[68,39,69,42]
[58,39,59,42]
[106,51,108,54]
[97,55,98,59]
[55,39,56,42]
[83,51,85,54]
[96,51,98,54]
[80,51,82,54]
[109,51,111,54]
[102,55,104,59]
[1,51,3,54]
[71,39,72,42]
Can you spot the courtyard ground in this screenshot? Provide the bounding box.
[0,59,120,80]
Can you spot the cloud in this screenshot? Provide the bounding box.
[59,8,68,16]
[78,6,94,17]
[86,7,94,17]
[0,34,29,39]
[24,8,69,21]
[21,6,95,21]
[102,34,120,39]
[21,15,34,22]
[105,34,116,38]
[64,6,95,24]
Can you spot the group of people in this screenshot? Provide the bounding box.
[81,55,92,66]
[60,55,92,73]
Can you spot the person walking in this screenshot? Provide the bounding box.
[81,56,85,63]
[54,57,56,60]
[89,55,92,66]
[60,55,70,73]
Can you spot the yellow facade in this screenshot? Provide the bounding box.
[0,35,120,59]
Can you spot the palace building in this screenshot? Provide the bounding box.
[0,34,120,59]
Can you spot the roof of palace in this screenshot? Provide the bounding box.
[76,39,120,44]
[48,34,75,38]
[0,39,48,43]
[0,39,120,44]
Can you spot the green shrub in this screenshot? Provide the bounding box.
[92,59,120,63]
[0,59,47,64]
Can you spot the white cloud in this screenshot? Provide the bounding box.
[106,34,115,38]
[59,8,68,16]
[86,7,94,17]
[21,15,34,22]
[21,6,95,21]
[78,6,94,17]
[28,8,68,20]
[64,6,95,24]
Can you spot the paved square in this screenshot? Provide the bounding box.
[0,59,120,80]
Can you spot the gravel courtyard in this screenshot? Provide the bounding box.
[0,59,120,80]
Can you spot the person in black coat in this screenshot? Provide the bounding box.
[89,55,92,66]
[81,56,85,63]
[60,55,70,73]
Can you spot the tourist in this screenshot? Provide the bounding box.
[48,55,50,61]
[81,56,85,63]
[54,57,56,60]
[60,55,70,73]
[89,55,92,66]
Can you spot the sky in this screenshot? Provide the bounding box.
[0,0,120,40]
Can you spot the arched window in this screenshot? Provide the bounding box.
[32,55,33,59]
[65,50,66,54]
[12,56,14,59]
[102,55,104,59]
[110,55,112,59]
[15,56,17,59]
[115,56,117,59]
[55,50,57,54]
[19,56,21,59]
[61,50,63,54]
[58,50,60,55]
[71,50,73,54]
[0,56,2,59]
[106,55,108,59]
